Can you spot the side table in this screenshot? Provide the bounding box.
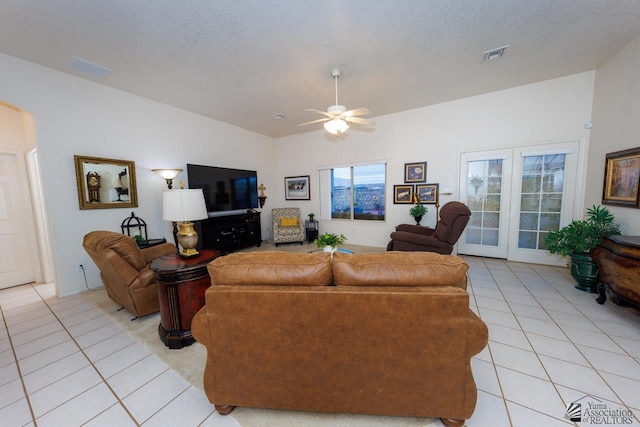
[151,249,221,349]
[305,220,319,244]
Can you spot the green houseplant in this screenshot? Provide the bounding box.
[544,205,621,293]
[409,203,428,225]
[315,232,347,253]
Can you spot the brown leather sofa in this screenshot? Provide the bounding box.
[192,251,488,427]
[387,201,471,254]
[83,230,176,318]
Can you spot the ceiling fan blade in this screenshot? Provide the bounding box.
[304,108,332,117]
[343,108,371,117]
[298,117,330,126]
[344,116,375,126]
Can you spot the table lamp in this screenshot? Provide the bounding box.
[163,189,208,258]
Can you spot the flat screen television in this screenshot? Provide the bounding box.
[187,164,258,214]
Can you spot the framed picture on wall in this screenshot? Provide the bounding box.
[416,183,439,204]
[393,185,413,204]
[404,162,427,183]
[602,147,640,208]
[284,175,310,200]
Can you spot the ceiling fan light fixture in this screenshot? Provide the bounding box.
[324,118,349,135]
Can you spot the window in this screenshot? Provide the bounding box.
[328,163,386,221]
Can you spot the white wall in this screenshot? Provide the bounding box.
[274,72,596,248]
[0,50,612,294]
[589,35,640,234]
[0,53,275,296]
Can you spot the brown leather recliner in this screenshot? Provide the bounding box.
[83,230,176,318]
[387,201,471,254]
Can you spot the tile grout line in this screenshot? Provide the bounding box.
[523,266,640,414]
[0,286,39,427]
[503,262,638,420]
[477,259,573,424]
[29,283,143,426]
[466,265,515,427]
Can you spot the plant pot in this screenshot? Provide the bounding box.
[323,245,336,254]
[413,216,422,225]
[570,253,599,293]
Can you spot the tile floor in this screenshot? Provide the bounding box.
[1,256,639,426]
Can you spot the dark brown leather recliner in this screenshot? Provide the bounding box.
[387,201,471,254]
[83,230,177,318]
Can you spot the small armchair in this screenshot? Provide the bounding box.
[83,230,177,318]
[387,201,471,254]
[272,207,305,246]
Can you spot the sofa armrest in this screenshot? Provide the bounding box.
[142,243,177,264]
[395,224,435,236]
[390,231,451,250]
[467,309,489,357]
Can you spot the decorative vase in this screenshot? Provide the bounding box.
[414,216,422,225]
[570,253,599,293]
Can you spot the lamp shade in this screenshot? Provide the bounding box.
[153,168,183,180]
[163,189,208,222]
[324,118,349,135]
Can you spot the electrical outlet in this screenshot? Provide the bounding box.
[77,264,84,272]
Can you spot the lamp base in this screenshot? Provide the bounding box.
[177,221,200,258]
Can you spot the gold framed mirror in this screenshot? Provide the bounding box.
[74,155,138,210]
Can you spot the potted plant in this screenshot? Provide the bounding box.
[132,235,147,247]
[409,203,428,225]
[315,232,347,253]
[544,205,621,293]
[308,213,315,222]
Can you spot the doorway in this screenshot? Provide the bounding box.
[0,101,55,290]
[0,151,39,288]
[457,141,583,266]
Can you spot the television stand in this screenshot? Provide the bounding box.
[196,212,261,253]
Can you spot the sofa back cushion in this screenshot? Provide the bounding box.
[208,251,332,286]
[83,230,146,271]
[332,252,468,288]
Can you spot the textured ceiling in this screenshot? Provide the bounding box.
[1,1,640,138]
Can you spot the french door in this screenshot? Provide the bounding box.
[457,141,582,266]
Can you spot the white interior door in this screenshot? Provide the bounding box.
[0,151,37,288]
[458,141,582,266]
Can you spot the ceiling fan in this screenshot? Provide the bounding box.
[298,69,375,135]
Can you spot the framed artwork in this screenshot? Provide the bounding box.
[602,147,640,208]
[416,183,439,204]
[393,185,413,204]
[74,155,138,210]
[404,162,427,183]
[284,175,310,200]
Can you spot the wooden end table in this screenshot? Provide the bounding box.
[151,249,221,349]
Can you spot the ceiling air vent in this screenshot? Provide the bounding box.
[483,45,510,62]
[70,56,111,78]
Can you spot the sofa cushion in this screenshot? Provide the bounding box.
[332,252,468,288]
[280,217,298,227]
[87,231,147,271]
[208,251,332,286]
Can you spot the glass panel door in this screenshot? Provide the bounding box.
[507,142,580,265]
[518,154,565,250]
[457,150,512,259]
[458,141,582,266]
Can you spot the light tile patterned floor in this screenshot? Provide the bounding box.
[1,256,639,426]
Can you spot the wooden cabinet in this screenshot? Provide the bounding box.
[196,212,261,252]
[592,235,640,311]
[151,249,221,349]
